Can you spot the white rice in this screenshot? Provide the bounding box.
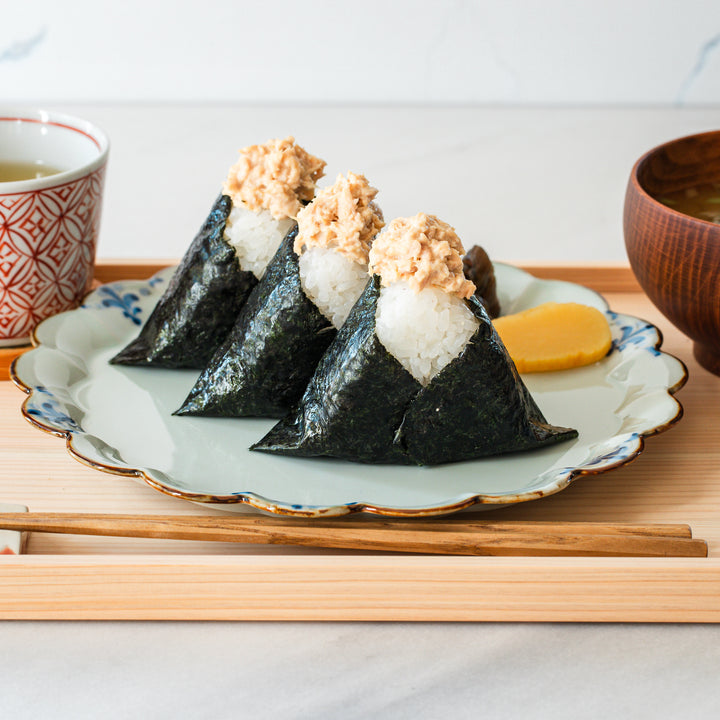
[223,201,294,279]
[375,281,479,386]
[298,246,370,329]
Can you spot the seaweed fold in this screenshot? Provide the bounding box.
[253,277,577,465]
[110,194,264,369]
[176,227,336,418]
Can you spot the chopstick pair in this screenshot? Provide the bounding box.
[0,513,708,557]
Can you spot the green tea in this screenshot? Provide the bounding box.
[657,182,720,224]
[0,161,63,182]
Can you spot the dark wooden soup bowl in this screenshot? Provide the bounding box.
[624,130,720,375]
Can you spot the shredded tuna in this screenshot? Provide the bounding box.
[368,213,476,299]
[294,172,384,265]
[223,137,326,220]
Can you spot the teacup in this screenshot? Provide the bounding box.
[0,109,109,346]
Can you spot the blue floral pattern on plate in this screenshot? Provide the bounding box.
[25,386,81,433]
[608,311,662,356]
[82,276,164,325]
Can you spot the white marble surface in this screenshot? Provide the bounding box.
[40,103,720,264]
[1,622,720,719]
[3,105,720,717]
[3,1,720,105]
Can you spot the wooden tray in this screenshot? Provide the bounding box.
[1,262,719,621]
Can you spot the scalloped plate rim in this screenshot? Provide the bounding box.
[10,263,688,518]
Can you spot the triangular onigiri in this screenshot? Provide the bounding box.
[253,277,577,465]
[111,194,260,369]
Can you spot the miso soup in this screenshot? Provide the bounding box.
[656,182,720,224]
[0,161,63,182]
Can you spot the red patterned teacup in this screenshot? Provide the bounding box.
[0,109,109,346]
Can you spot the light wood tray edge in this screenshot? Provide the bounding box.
[2,555,719,622]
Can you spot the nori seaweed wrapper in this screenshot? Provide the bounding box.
[110,194,263,369]
[253,277,577,466]
[253,277,420,462]
[395,298,575,464]
[176,226,337,418]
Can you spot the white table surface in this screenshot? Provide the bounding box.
[3,104,720,718]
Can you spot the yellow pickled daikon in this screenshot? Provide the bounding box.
[493,302,612,373]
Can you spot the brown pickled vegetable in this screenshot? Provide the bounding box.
[462,245,500,318]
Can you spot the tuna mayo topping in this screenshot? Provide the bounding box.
[223,137,326,220]
[368,213,476,299]
[294,172,384,264]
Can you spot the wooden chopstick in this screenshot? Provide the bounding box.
[0,513,707,557]
[322,517,695,538]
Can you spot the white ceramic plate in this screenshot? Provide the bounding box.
[11,264,686,517]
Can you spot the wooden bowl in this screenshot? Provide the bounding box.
[624,130,720,375]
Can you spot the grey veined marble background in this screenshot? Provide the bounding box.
[2,0,720,105]
[3,1,720,263]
